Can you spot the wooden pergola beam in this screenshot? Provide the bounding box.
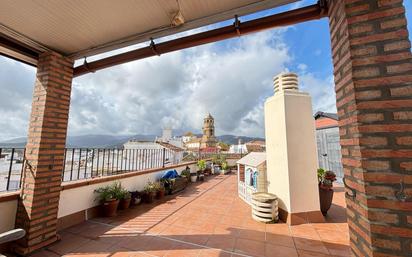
[74,2,327,77]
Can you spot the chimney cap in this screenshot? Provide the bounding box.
[273,72,299,94]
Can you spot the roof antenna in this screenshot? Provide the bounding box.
[149,38,160,56]
[234,15,241,36]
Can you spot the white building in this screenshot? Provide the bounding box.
[123,140,184,165]
[185,138,201,151]
[155,128,184,149]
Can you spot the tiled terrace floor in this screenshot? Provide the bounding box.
[32,174,349,257]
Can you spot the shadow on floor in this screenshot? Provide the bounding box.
[21,174,349,257]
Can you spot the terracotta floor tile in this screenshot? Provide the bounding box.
[34,175,351,257]
[234,238,265,257]
[29,249,61,257]
[323,242,351,257]
[316,228,349,244]
[206,235,236,252]
[264,242,298,257]
[265,223,291,236]
[47,233,91,255]
[266,232,295,248]
[110,251,152,257]
[165,242,201,257]
[72,239,113,254]
[115,235,154,251]
[293,238,329,255]
[296,249,331,257]
[182,229,211,246]
[236,229,266,242]
[290,225,320,240]
[198,248,232,257]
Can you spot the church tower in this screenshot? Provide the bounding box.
[200,113,217,148]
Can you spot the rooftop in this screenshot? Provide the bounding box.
[28,174,348,257]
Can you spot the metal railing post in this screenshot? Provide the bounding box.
[162,148,166,168]
[6,148,15,191]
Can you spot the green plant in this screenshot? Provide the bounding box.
[221,161,228,170]
[111,181,125,199]
[181,166,191,178]
[317,168,326,183]
[212,154,220,165]
[318,168,336,190]
[95,185,115,202]
[197,159,206,171]
[117,189,131,200]
[153,181,164,191]
[95,181,124,202]
[144,180,157,193]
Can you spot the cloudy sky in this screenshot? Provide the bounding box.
[1,0,411,141]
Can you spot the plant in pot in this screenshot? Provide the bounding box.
[181,166,191,182]
[143,181,157,203]
[95,183,119,217]
[193,160,205,182]
[118,189,132,210]
[221,161,229,175]
[130,190,142,206]
[155,181,166,199]
[318,168,337,216]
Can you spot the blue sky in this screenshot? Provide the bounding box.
[0,0,411,140]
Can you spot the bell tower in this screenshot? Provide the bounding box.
[200,113,217,148]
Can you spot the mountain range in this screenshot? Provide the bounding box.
[0,134,263,148]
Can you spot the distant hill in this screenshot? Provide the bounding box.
[216,135,264,145]
[0,134,157,148]
[0,134,263,148]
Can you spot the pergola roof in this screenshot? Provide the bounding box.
[1,0,296,64]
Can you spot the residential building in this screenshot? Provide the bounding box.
[229,139,248,154]
[314,112,343,182]
[123,140,184,165]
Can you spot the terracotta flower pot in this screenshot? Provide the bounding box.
[119,198,131,210]
[143,191,156,203]
[156,189,165,199]
[102,199,119,217]
[319,186,334,216]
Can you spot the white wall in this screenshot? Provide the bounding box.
[0,199,17,233]
[265,90,320,214]
[58,163,196,218]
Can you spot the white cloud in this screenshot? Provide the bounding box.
[0,26,337,141]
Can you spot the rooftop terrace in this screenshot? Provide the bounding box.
[24,174,348,257]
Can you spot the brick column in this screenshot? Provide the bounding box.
[14,52,73,255]
[328,0,412,256]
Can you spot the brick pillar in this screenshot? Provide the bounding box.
[14,52,73,255]
[328,0,412,256]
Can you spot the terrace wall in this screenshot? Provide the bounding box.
[0,193,18,233]
[0,162,197,235]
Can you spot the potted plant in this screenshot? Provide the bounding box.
[181,166,191,182]
[318,168,337,216]
[95,183,119,217]
[118,189,132,210]
[221,161,229,175]
[130,190,142,206]
[143,181,157,203]
[155,181,166,199]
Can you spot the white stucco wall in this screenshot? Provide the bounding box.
[265,90,320,214]
[0,198,17,233]
[58,163,196,218]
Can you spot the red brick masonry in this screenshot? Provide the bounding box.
[14,52,74,255]
[328,0,412,256]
